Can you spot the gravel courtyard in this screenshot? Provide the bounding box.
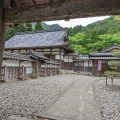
[94,78,120,120]
[0,74,79,119]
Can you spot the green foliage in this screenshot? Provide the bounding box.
[68,16,120,55]
[6,24,26,40]
[105,71,120,77]
[105,50,120,77]
[25,23,32,31]
[35,22,43,30]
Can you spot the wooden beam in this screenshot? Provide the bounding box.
[5,0,120,23]
[0,0,6,80]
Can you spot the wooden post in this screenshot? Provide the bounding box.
[83,60,84,72]
[92,60,95,76]
[4,64,8,81]
[60,49,62,69]
[38,60,41,77]
[45,62,47,77]
[0,1,6,80]
[88,60,89,75]
[106,76,107,85]
[111,76,113,90]
[22,65,24,80]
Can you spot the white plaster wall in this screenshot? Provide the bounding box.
[21,61,32,67]
[2,60,19,66]
[43,49,51,51]
[52,52,63,55]
[55,55,63,60]
[69,56,74,62]
[43,52,51,54]
[64,56,73,62]
[84,60,93,67]
[52,48,60,51]
[64,56,68,62]
[20,50,27,54]
[6,50,12,53]
[13,50,19,54]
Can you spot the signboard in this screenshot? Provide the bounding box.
[26,68,32,74]
[98,60,102,71]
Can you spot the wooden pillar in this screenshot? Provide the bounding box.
[45,62,47,77]
[38,60,41,77]
[19,60,21,67]
[92,60,94,75]
[83,60,84,72]
[50,49,52,60]
[88,60,89,75]
[22,65,25,80]
[0,1,6,80]
[60,49,62,69]
[4,64,8,81]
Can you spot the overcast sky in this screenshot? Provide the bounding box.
[44,16,110,28]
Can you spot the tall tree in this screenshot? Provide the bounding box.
[35,22,43,30]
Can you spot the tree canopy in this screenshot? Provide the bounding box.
[68,16,120,54]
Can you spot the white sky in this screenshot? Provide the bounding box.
[44,16,110,28]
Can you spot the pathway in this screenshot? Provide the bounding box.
[39,75,101,120]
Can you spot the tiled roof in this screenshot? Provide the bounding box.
[74,55,89,60]
[101,44,120,52]
[3,51,34,61]
[45,60,60,65]
[28,50,49,60]
[5,29,69,49]
[90,52,112,56]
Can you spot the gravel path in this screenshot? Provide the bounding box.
[0,75,79,119]
[94,78,120,120]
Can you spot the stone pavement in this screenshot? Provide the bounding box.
[39,75,102,120]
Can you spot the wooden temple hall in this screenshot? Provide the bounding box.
[1,29,76,81]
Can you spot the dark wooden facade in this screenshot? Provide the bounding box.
[89,44,120,76]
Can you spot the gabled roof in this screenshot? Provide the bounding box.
[90,44,120,56]
[89,44,120,60]
[101,44,120,53]
[28,50,49,60]
[3,51,34,61]
[5,29,69,49]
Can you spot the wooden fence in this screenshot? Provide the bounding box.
[40,67,59,77]
[0,65,32,81]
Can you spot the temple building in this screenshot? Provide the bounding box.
[74,55,93,74]
[5,29,75,70]
[89,44,120,76]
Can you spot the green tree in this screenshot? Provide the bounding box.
[25,23,32,31]
[105,50,120,77]
[35,22,43,30]
[6,24,26,40]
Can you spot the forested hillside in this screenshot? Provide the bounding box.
[68,16,120,54]
[6,16,120,55]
